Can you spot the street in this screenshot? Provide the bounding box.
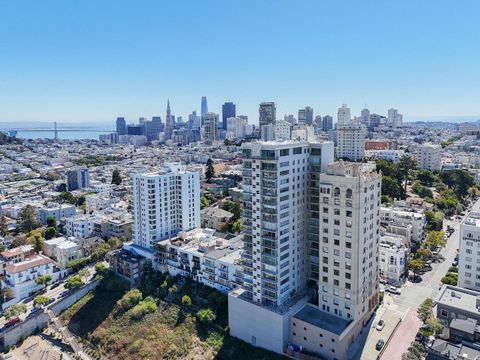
[379,198,480,359]
[349,198,480,360]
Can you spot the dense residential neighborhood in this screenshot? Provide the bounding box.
[1,100,480,360]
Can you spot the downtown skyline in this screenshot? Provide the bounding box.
[1,0,480,123]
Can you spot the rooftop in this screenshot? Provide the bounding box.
[293,304,351,335]
[463,212,480,228]
[5,255,53,274]
[436,285,480,314]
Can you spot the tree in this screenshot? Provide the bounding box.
[181,295,192,307]
[18,205,39,232]
[0,215,7,237]
[4,303,27,319]
[35,275,52,289]
[197,308,216,324]
[44,227,57,240]
[33,295,50,307]
[426,317,443,336]
[12,234,28,247]
[161,280,168,296]
[168,285,177,294]
[205,158,215,182]
[425,210,444,231]
[415,248,432,261]
[111,168,122,185]
[441,272,458,285]
[91,243,111,261]
[425,231,446,251]
[65,275,84,290]
[54,191,76,205]
[381,176,403,201]
[95,262,108,275]
[408,258,425,277]
[116,288,143,312]
[78,268,90,281]
[232,219,242,234]
[417,298,434,323]
[28,229,45,253]
[107,236,122,250]
[415,169,436,186]
[1,287,14,301]
[200,196,211,209]
[46,217,57,229]
[397,156,417,199]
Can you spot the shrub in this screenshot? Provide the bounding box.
[116,288,143,313]
[197,308,216,324]
[181,295,192,307]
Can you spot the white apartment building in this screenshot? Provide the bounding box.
[316,161,381,322]
[37,202,76,225]
[367,149,405,163]
[388,108,403,128]
[44,237,83,268]
[380,207,426,244]
[274,119,292,140]
[131,163,200,252]
[336,123,366,161]
[65,215,93,239]
[379,235,408,284]
[157,228,243,294]
[238,140,334,306]
[2,254,64,308]
[226,116,247,140]
[229,160,381,360]
[458,212,480,291]
[416,143,442,172]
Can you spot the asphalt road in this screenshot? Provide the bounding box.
[379,198,480,359]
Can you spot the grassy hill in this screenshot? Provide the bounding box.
[60,271,287,360]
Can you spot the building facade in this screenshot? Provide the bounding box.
[416,144,442,172]
[131,163,200,251]
[458,212,480,291]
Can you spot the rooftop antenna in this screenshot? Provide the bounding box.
[54,122,58,140]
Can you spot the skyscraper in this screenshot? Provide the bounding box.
[388,108,403,128]
[201,96,208,124]
[360,108,370,127]
[298,106,314,125]
[322,115,333,132]
[259,102,276,127]
[131,163,200,251]
[203,112,218,144]
[165,99,173,140]
[337,104,351,126]
[116,117,127,135]
[222,102,236,130]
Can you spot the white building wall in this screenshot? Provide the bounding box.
[458,212,480,291]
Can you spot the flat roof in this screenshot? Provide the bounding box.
[436,285,480,314]
[293,305,351,335]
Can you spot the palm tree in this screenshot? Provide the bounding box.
[397,156,417,199]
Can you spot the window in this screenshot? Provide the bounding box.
[440,309,448,317]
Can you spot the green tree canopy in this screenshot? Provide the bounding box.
[4,303,27,319]
[65,275,84,290]
[205,158,215,182]
[112,168,122,185]
[33,295,50,307]
[19,205,40,232]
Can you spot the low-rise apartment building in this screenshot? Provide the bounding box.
[156,228,243,294]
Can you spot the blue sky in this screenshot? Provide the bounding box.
[1,0,480,125]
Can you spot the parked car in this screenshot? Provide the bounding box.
[4,317,20,328]
[415,332,424,342]
[59,290,70,298]
[387,286,401,295]
[452,260,458,267]
[376,339,385,351]
[376,320,385,331]
[50,283,60,290]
